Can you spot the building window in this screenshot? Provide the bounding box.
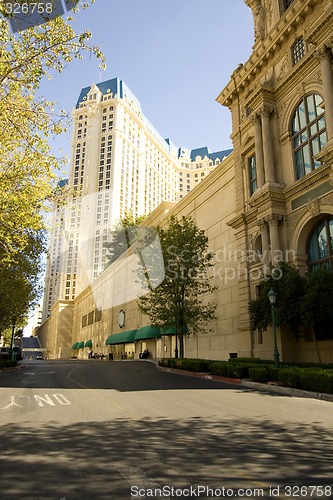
[308,217,333,271]
[248,155,257,195]
[292,37,305,65]
[291,94,327,179]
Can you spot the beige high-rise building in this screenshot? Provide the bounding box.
[42,78,231,322]
[39,0,333,363]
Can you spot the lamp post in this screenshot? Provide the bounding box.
[268,288,280,367]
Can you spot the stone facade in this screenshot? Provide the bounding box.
[38,0,333,363]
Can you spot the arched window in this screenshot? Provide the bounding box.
[291,94,327,179]
[308,217,333,271]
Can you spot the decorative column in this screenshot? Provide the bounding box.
[315,45,333,141]
[251,114,265,187]
[260,107,276,183]
[259,219,270,270]
[268,215,281,265]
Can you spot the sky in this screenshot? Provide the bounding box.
[24,0,255,333]
[38,0,254,163]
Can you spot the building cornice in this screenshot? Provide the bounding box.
[216,0,322,108]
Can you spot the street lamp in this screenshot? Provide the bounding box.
[268,288,280,368]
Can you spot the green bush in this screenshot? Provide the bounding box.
[229,357,273,365]
[178,359,209,372]
[159,358,211,372]
[278,368,302,389]
[248,366,268,383]
[267,366,280,381]
[209,361,230,377]
[298,369,333,394]
[0,359,17,370]
[209,361,262,379]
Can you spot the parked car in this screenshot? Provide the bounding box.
[36,353,43,360]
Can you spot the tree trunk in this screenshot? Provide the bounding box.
[179,334,184,358]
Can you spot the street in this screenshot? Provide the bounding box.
[0,360,332,500]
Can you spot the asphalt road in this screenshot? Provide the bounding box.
[0,360,332,500]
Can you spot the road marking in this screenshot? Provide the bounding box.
[24,372,55,375]
[1,394,71,409]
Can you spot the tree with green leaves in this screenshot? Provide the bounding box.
[249,262,306,334]
[249,262,333,361]
[104,210,147,266]
[302,268,333,341]
[0,230,45,334]
[0,1,104,329]
[0,1,104,264]
[137,215,217,358]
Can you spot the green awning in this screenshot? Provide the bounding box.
[85,339,93,348]
[77,341,84,348]
[105,330,137,345]
[71,342,79,349]
[135,326,161,341]
[161,325,188,335]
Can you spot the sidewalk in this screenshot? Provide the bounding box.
[158,365,333,403]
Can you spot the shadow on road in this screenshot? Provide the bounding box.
[1,360,249,392]
[0,416,332,499]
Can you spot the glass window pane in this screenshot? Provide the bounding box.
[298,105,307,129]
[306,95,316,120]
[292,113,300,133]
[293,135,301,148]
[318,224,329,258]
[302,144,311,175]
[314,94,324,114]
[300,131,308,143]
[295,149,304,178]
[312,137,320,157]
[319,131,327,148]
[310,123,317,135]
[318,116,325,130]
[308,232,320,262]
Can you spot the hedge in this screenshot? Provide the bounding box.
[0,359,17,370]
[159,358,333,394]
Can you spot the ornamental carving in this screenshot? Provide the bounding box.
[306,198,320,217]
[277,54,289,81]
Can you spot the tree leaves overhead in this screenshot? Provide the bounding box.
[0,2,104,327]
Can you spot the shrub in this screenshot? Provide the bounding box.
[267,366,280,381]
[278,368,302,389]
[229,357,273,365]
[209,361,230,377]
[0,359,17,370]
[248,366,268,383]
[298,369,333,394]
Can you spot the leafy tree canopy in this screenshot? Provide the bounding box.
[249,262,306,333]
[104,210,147,266]
[249,262,333,338]
[0,1,104,327]
[0,0,104,264]
[137,215,217,358]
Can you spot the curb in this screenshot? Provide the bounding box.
[158,366,333,403]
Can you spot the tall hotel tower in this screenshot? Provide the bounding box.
[42,78,231,321]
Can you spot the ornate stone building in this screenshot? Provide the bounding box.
[217,0,333,361]
[38,0,333,363]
